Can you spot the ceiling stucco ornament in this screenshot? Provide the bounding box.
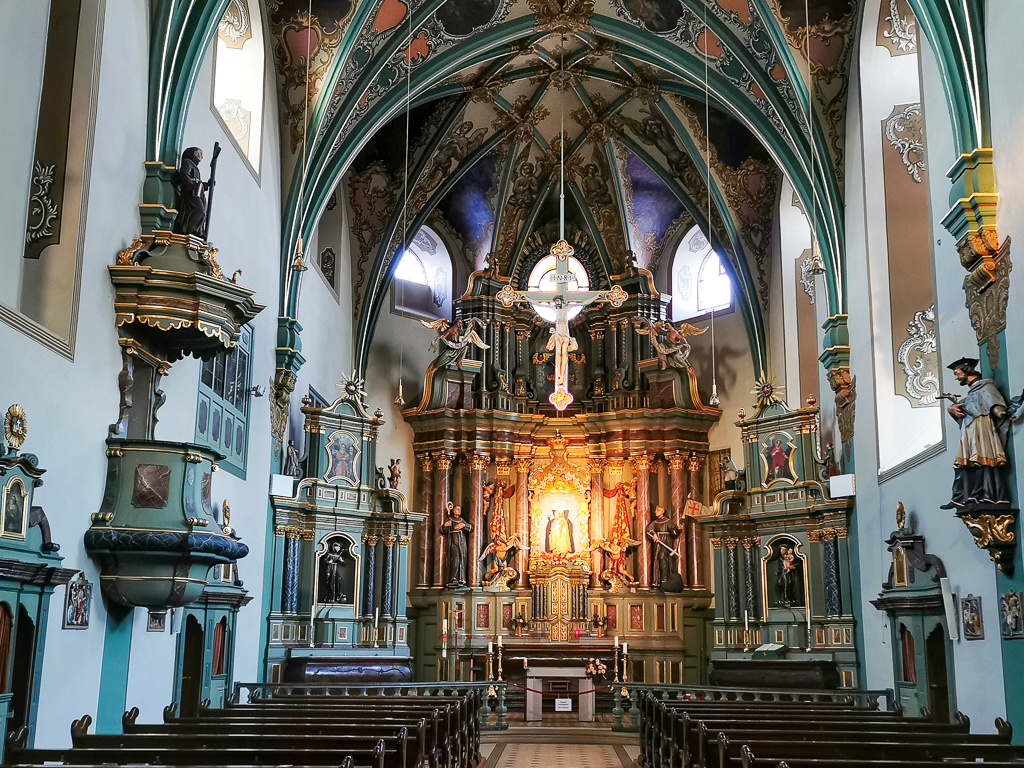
[883,103,924,183]
[218,0,252,48]
[527,0,596,34]
[492,94,551,146]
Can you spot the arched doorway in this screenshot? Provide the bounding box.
[179,615,205,718]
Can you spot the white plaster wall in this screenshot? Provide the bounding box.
[841,5,1006,725]
[776,174,812,409]
[0,0,302,742]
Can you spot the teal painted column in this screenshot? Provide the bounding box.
[96,603,134,733]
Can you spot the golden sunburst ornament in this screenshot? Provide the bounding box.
[751,376,785,410]
[337,372,367,403]
[4,405,27,450]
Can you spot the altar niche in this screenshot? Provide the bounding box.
[266,376,423,684]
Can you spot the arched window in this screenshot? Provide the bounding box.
[671,225,732,321]
[526,253,590,322]
[391,226,453,321]
[213,0,266,176]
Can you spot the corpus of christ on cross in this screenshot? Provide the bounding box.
[497,239,627,411]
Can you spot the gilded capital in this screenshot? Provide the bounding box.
[710,537,724,550]
[418,454,434,472]
[834,526,849,539]
[724,537,739,548]
[687,453,704,472]
[820,528,837,541]
[741,537,760,549]
[495,458,513,476]
[434,453,454,472]
[667,453,687,471]
[629,454,651,472]
[606,459,625,475]
[398,535,411,546]
[588,458,606,475]
[469,454,490,472]
[383,535,397,547]
[807,530,821,543]
[514,457,533,473]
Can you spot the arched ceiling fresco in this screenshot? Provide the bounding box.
[256,0,859,373]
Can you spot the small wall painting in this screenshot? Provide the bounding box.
[502,603,514,630]
[1001,591,1023,640]
[606,604,617,631]
[761,433,796,485]
[630,604,644,631]
[961,594,984,640]
[63,572,92,629]
[317,534,356,605]
[147,610,167,632]
[476,603,490,630]
[1,477,27,540]
[323,431,361,486]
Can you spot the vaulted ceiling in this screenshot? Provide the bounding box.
[260,0,859,373]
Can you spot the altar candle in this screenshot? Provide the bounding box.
[614,636,619,647]
[498,634,503,647]
[622,642,627,655]
[488,642,493,654]
[442,618,448,633]
[375,607,380,629]
[744,610,749,634]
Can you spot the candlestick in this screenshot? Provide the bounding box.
[613,644,620,683]
[622,646,628,682]
[486,647,493,680]
[497,642,503,681]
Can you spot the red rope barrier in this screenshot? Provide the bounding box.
[509,683,613,696]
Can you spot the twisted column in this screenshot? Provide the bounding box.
[281,527,300,613]
[418,454,434,587]
[631,454,651,589]
[667,453,688,586]
[515,457,532,585]
[364,534,378,617]
[589,459,605,587]
[725,538,740,621]
[433,453,454,587]
[468,454,488,586]
[742,537,760,620]
[687,453,705,588]
[382,535,396,616]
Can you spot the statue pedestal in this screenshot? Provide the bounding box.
[525,665,594,722]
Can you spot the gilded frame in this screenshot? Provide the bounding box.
[760,430,798,486]
[0,476,28,540]
[760,534,811,617]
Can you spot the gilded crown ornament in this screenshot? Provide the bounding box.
[4,405,27,451]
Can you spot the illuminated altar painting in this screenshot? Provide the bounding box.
[760,432,796,485]
[323,430,361,486]
[528,436,591,567]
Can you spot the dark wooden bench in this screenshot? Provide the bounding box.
[739,743,1024,768]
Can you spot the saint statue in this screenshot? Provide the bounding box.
[645,505,680,589]
[322,541,349,603]
[441,504,472,587]
[388,458,401,489]
[282,439,302,479]
[172,147,209,237]
[773,544,803,608]
[545,509,575,555]
[940,357,1023,510]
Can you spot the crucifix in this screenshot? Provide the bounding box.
[497,240,626,411]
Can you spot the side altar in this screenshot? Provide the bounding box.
[265,376,425,683]
[404,237,721,685]
[699,386,858,688]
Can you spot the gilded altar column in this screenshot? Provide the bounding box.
[687,452,705,588]
[468,454,488,587]
[667,453,688,586]
[418,454,434,587]
[433,452,454,587]
[589,459,606,587]
[514,457,531,585]
[631,454,652,589]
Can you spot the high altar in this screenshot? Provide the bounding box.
[405,238,721,684]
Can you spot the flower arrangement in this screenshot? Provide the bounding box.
[591,612,608,629]
[585,658,608,681]
[509,612,529,633]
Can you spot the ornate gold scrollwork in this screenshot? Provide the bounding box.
[958,511,1017,572]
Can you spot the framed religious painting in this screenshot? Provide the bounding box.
[323,430,361,486]
[1001,591,1024,640]
[63,572,92,629]
[1,477,28,540]
[761,432,796,485]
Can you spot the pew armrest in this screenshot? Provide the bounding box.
[996,716,1013,742]
[123,706,140,731]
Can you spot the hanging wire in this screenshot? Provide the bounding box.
[559,35,566,242]
[704,2,720,408]
[804,0,824,275]
[395,3,414,407]
[294,0,315,274]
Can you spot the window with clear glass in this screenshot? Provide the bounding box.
[391,226,452,321]
[671,225,733,321]
[196,325,253,477]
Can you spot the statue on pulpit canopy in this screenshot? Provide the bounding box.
[645,505,680,589]
[441,503,473,587]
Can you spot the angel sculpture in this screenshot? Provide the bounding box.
[589,535,641,589]
[635,319,707,370]
[421,317,489,370]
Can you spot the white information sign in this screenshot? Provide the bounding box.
[554,697,572,712]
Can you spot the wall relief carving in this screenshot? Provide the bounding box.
[883,104,924,183]
[896,304,938,407]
